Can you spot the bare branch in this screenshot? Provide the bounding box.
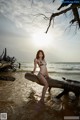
[46,5,72,33]
[46,5,80,33]
[35,13,49,20]
[72,6,80,27]
[53,0,55,2]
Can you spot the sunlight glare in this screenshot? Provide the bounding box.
[32,32,53,48]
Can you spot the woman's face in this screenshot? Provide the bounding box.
[39,52,43,58]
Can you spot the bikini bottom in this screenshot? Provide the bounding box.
[37,72,48,79]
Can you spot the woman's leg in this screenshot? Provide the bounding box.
[38,73,49,102]
[48,86,52,93]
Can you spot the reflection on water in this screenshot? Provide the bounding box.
[0,72,80,120]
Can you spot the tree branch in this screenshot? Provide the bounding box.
[46,6,72,33]
[46,5,80,33]
[35,13,49,20]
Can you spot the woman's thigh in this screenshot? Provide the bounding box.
[38,73,48,86]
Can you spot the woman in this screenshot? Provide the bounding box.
[32,50,49,103]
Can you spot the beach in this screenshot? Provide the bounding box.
[0,0,80,119]
[0,66,80,120]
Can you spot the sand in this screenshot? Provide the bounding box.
[0,72,80,120]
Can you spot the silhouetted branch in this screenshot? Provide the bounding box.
[33,13,49,20]
[46,4,80,33]
[72,6,80,27]
[46,5,72,33]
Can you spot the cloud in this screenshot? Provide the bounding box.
[0,0,61,33]
[0,0,79,35]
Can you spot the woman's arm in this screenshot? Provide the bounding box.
[46,70,49,77]
[31,59,37,74]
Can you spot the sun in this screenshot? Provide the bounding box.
[32,32,52,48]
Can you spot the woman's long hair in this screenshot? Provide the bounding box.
[36,50,45,60]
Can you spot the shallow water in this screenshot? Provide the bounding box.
[0,72,80,120]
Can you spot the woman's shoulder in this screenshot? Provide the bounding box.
[34,58,38,63]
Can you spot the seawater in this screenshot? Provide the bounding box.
[18,62,80,81]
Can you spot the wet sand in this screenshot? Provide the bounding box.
[0,72,80,120]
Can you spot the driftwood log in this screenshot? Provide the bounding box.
[0,76,15,81]
[25,72,80,99]
[0,48,20,72]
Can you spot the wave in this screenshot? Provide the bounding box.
[20,66,80,71]
[61,68,80,71]
[19,62,80,74]
[49,71,80,74]
[17,69,80,74]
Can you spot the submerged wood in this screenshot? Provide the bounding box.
[25,72,80,98]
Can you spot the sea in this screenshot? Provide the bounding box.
[18,62,80,81]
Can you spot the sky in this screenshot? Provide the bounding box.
[0,0,80,62]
